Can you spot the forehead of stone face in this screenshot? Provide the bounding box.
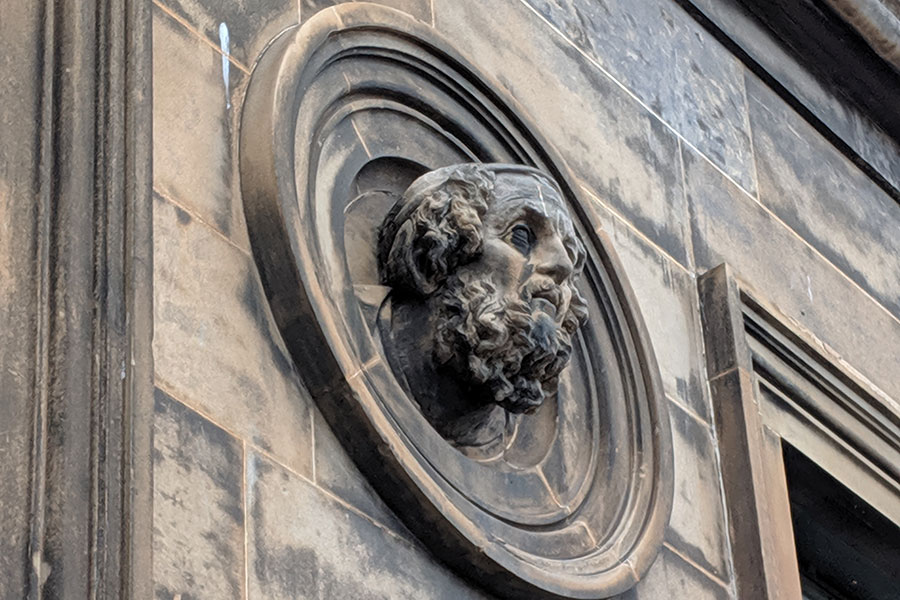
[489,171,577,239]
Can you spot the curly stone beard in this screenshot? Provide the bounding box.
[432,272,580,413]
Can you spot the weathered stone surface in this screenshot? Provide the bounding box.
[666,399,731,580]
[433,0,690,268]
[2,0,155,596]
[238,12,675,597]
[331,0,432,23]
[154,0,431,70]
[587,196,711,421]
[0,404,31,599]
[847,109,900,196]
[153,389,244,600]
[153,6,249,249]
[684,145,900,402]
[525,0,755,194]
[633,546,731,600]
[247,450,492,600]
[0,199,35,598]
[313,411,413,539]
[697,264,751,378]
[747,74,900,318]
[685,0,900,195]
[0,11,40,586]
[154,0,296,68]
[153,193,313,476]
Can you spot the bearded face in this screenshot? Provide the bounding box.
[432,271,585,413]
[377,164,588,433]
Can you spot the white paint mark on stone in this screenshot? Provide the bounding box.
[245,452,257,509]
[218,23,231,110]
[31,552,51,587]
[807,274,813,302]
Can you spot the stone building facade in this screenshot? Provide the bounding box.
[2,0,898,599]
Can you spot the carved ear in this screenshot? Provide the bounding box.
[384,216,446,295]
[378,166,492,296]
[381,193,485,295]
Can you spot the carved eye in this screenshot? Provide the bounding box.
[509,224,535,255]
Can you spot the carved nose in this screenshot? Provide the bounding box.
[534,237,573,285]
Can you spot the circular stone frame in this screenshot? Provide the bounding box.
[239,5,673,599]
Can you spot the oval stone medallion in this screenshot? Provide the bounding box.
[239,5,673,598]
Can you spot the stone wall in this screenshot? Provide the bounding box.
[150,1,900,598]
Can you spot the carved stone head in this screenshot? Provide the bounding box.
[377,164,588,439]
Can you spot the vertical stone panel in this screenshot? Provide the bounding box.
[1,0,154,595]
[587,197,711,421]
[0,4,44,594]
[153,7,249,248]
[153,193,314,476]
[666,400,731,581]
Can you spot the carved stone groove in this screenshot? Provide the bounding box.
[0,0,154,597]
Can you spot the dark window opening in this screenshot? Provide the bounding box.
[783,443,900,600]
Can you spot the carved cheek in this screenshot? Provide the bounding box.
[482,239,526,293]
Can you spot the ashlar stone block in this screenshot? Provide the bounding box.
[526,0,756,194]
[747,74,900,318]
[633,546,732,600]
[153,193,313,477]
[153,389,244,600]
[153,7,249,249]
[156,0,295,67]
[312,410,414,541]
[154,0,431,70]
[666,399,732,581]
[586,195,711,421]
[247,451,492,600]
[684,144,900,402]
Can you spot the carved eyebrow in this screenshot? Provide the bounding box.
[504,203,585,266]
[508,200,567,227]
[494,198,580,241]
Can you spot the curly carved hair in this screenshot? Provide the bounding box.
[377,164,495,296]
[378,162,588,323]
[433,273,575,413]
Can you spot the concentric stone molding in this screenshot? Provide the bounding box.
[239,5,673,598]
